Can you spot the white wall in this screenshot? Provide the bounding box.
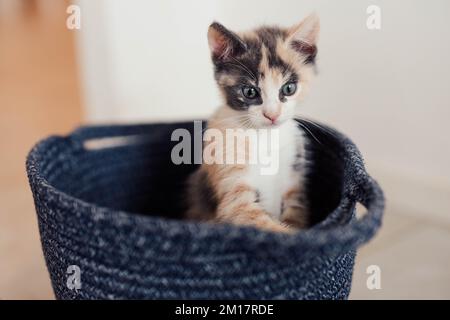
[75,0,450,217]
[76,0,220,122]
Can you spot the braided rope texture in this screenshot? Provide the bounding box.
[26,120,384,300]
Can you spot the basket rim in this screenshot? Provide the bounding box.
[26,119,384,259]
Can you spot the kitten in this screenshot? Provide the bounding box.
[185,14,320,233]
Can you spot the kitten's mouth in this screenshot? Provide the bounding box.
[246,117,284,129]
[261,120,282,128]
[265,117,286,127]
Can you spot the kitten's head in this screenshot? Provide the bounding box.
[208,13,319,128]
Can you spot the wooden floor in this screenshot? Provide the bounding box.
[0,3,82,299]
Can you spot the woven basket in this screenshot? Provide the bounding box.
[26,120,384,300]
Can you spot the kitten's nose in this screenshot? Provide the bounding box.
[263,112,280,123]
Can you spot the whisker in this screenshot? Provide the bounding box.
[297,117,338,138]
[297,122,323,146]
[231,57,258,81]
[223,57,258,81]
[202,113,252,131]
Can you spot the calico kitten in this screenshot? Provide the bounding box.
[186,14,320,233]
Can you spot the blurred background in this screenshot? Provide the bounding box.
[0,0,449,299]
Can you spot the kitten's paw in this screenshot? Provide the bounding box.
[281,207,309,229]
[261,220,296,234]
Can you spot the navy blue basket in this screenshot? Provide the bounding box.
[26,120,384,299]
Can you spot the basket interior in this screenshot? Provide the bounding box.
[46,121,345,226]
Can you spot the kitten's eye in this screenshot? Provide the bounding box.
[281,82,297,96]
[242,86,259,99]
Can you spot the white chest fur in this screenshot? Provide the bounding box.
[244,120,305,220]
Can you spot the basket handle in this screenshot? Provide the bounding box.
[306,174,385,257]
[70,121,206,143]
[71,124,166,142]
[296,119,385,254]
[352,175,384,242]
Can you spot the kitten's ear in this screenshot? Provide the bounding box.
[288,13,320,63]
[208,22,246,61]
